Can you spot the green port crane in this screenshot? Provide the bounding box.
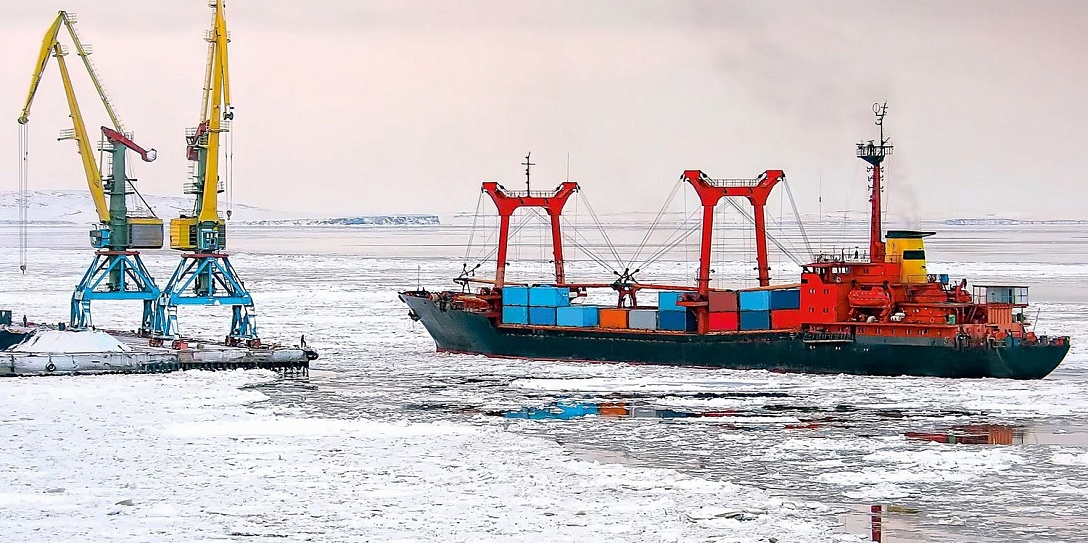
[152,0,260,347]
[17,11,163,333]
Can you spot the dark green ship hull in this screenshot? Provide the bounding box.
[0,329,28,351]
[401,293,1069,379]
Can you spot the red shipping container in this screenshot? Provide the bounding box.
[708,290,739,312]
[771,309,801,329]
[708,311,739,331]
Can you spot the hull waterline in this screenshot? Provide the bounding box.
[402,293,1068,380]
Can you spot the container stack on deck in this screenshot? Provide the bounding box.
[557,304,598,327]
[500,286,801,333]
[503,286,572,325]
[599,307,628,329]
[658,292,697,332]
[769,289,801,329]
[738,290,771,330]
[708,291,740,331]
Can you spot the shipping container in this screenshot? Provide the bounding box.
[556,305,599,327]
[598,308,629,328]
[658,310,696,331]
[739,310,771,330]
[529,286,570,307]
[708,311,739,331]
[769,288,801,310]
[501,305,528,325]
[529,306,557,325]
[628,309,658,330]
[738,290,771,311]
[502,286,529,306]
[657,291,685,311]
[770,308,801,329]
[708,290,739,312]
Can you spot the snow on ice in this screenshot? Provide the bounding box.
[0,371,855,542]
[10,330,131,353]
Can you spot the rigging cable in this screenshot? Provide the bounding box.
[721,198,803,266]
[577,191,624,271]
[225,119,234,220]
[556,213,620,274]
[463,191,484,261]
[473,211,539,267]
[639,216,703,271]
[635,206,703,270]
[17,124,29,273]
[522,207,616,277]
[627,179,683,270]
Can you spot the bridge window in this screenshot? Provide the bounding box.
[903,250,926,260]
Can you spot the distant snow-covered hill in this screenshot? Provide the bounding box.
[0,190,292,224]
[0,190,441,226]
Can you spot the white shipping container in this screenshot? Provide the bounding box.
[628,309,658,330]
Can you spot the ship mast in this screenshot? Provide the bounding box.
[857,102,893,262]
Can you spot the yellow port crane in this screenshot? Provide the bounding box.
[17,11,163,333]
[153,0,259,347]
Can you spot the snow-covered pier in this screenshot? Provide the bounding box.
[0,329,314,376]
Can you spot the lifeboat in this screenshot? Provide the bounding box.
[848,286,891,308]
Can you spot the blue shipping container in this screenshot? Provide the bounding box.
[658,310,697,331]
[528,286,571,307]
[739,310,771,330]
[529,306,557,325]
[502,305,529,325]
[556,306,599,327]
[738,290,771,311]
[769,288,801,310]
[502,285,529,306]
[657,291,685,311]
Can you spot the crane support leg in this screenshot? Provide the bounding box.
[152,253,259,346]
[70,251,160,334]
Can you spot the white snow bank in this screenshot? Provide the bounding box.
[10,330,132,353]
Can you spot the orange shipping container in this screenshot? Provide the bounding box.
[709,311,739,331]
[771,308,801,329]
[598,402,631,417]
[598,308,629,328]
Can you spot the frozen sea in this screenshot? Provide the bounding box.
[1,219,1087,542]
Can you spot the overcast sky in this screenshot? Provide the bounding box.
[1,1,1085,220]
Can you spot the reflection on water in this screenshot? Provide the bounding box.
[492,399,826,429]
[906,424,1088,446]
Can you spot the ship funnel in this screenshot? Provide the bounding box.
[885,230,934,283]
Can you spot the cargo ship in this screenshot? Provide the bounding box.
[400,107,1070,379]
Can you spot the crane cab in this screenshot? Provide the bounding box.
[170,217,225,251]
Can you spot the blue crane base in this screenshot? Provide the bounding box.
[71,251,160,334]
[152,253,260,346]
